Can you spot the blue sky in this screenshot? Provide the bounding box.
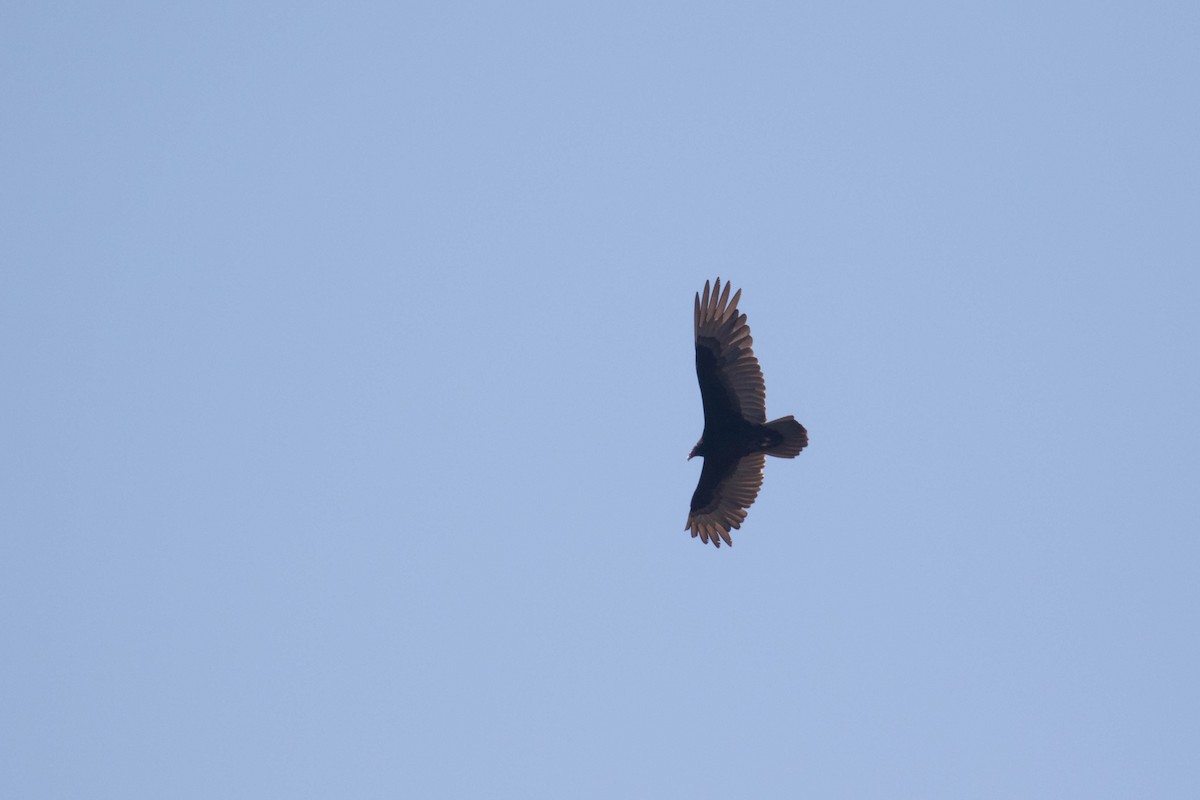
[3,3,1198,797]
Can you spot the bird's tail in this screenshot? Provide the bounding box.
[763,416,808,458]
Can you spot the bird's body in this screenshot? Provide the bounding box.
[686,278,807,547]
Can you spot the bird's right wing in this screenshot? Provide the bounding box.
[694,278,767,424]
[686,452,766,547]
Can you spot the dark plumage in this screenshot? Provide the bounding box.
[686,278,807,547]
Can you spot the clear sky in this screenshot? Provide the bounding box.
[3,3,1198,798]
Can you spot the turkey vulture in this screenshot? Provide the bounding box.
[686,278,807,547]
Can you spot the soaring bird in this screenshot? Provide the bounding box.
[686,278,807,547]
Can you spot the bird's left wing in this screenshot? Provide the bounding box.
[694,278,767,424]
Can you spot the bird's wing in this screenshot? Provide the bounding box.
[694,278,767,424]
[686,452,766,547]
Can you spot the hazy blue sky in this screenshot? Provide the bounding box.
[4,3,1198,797]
